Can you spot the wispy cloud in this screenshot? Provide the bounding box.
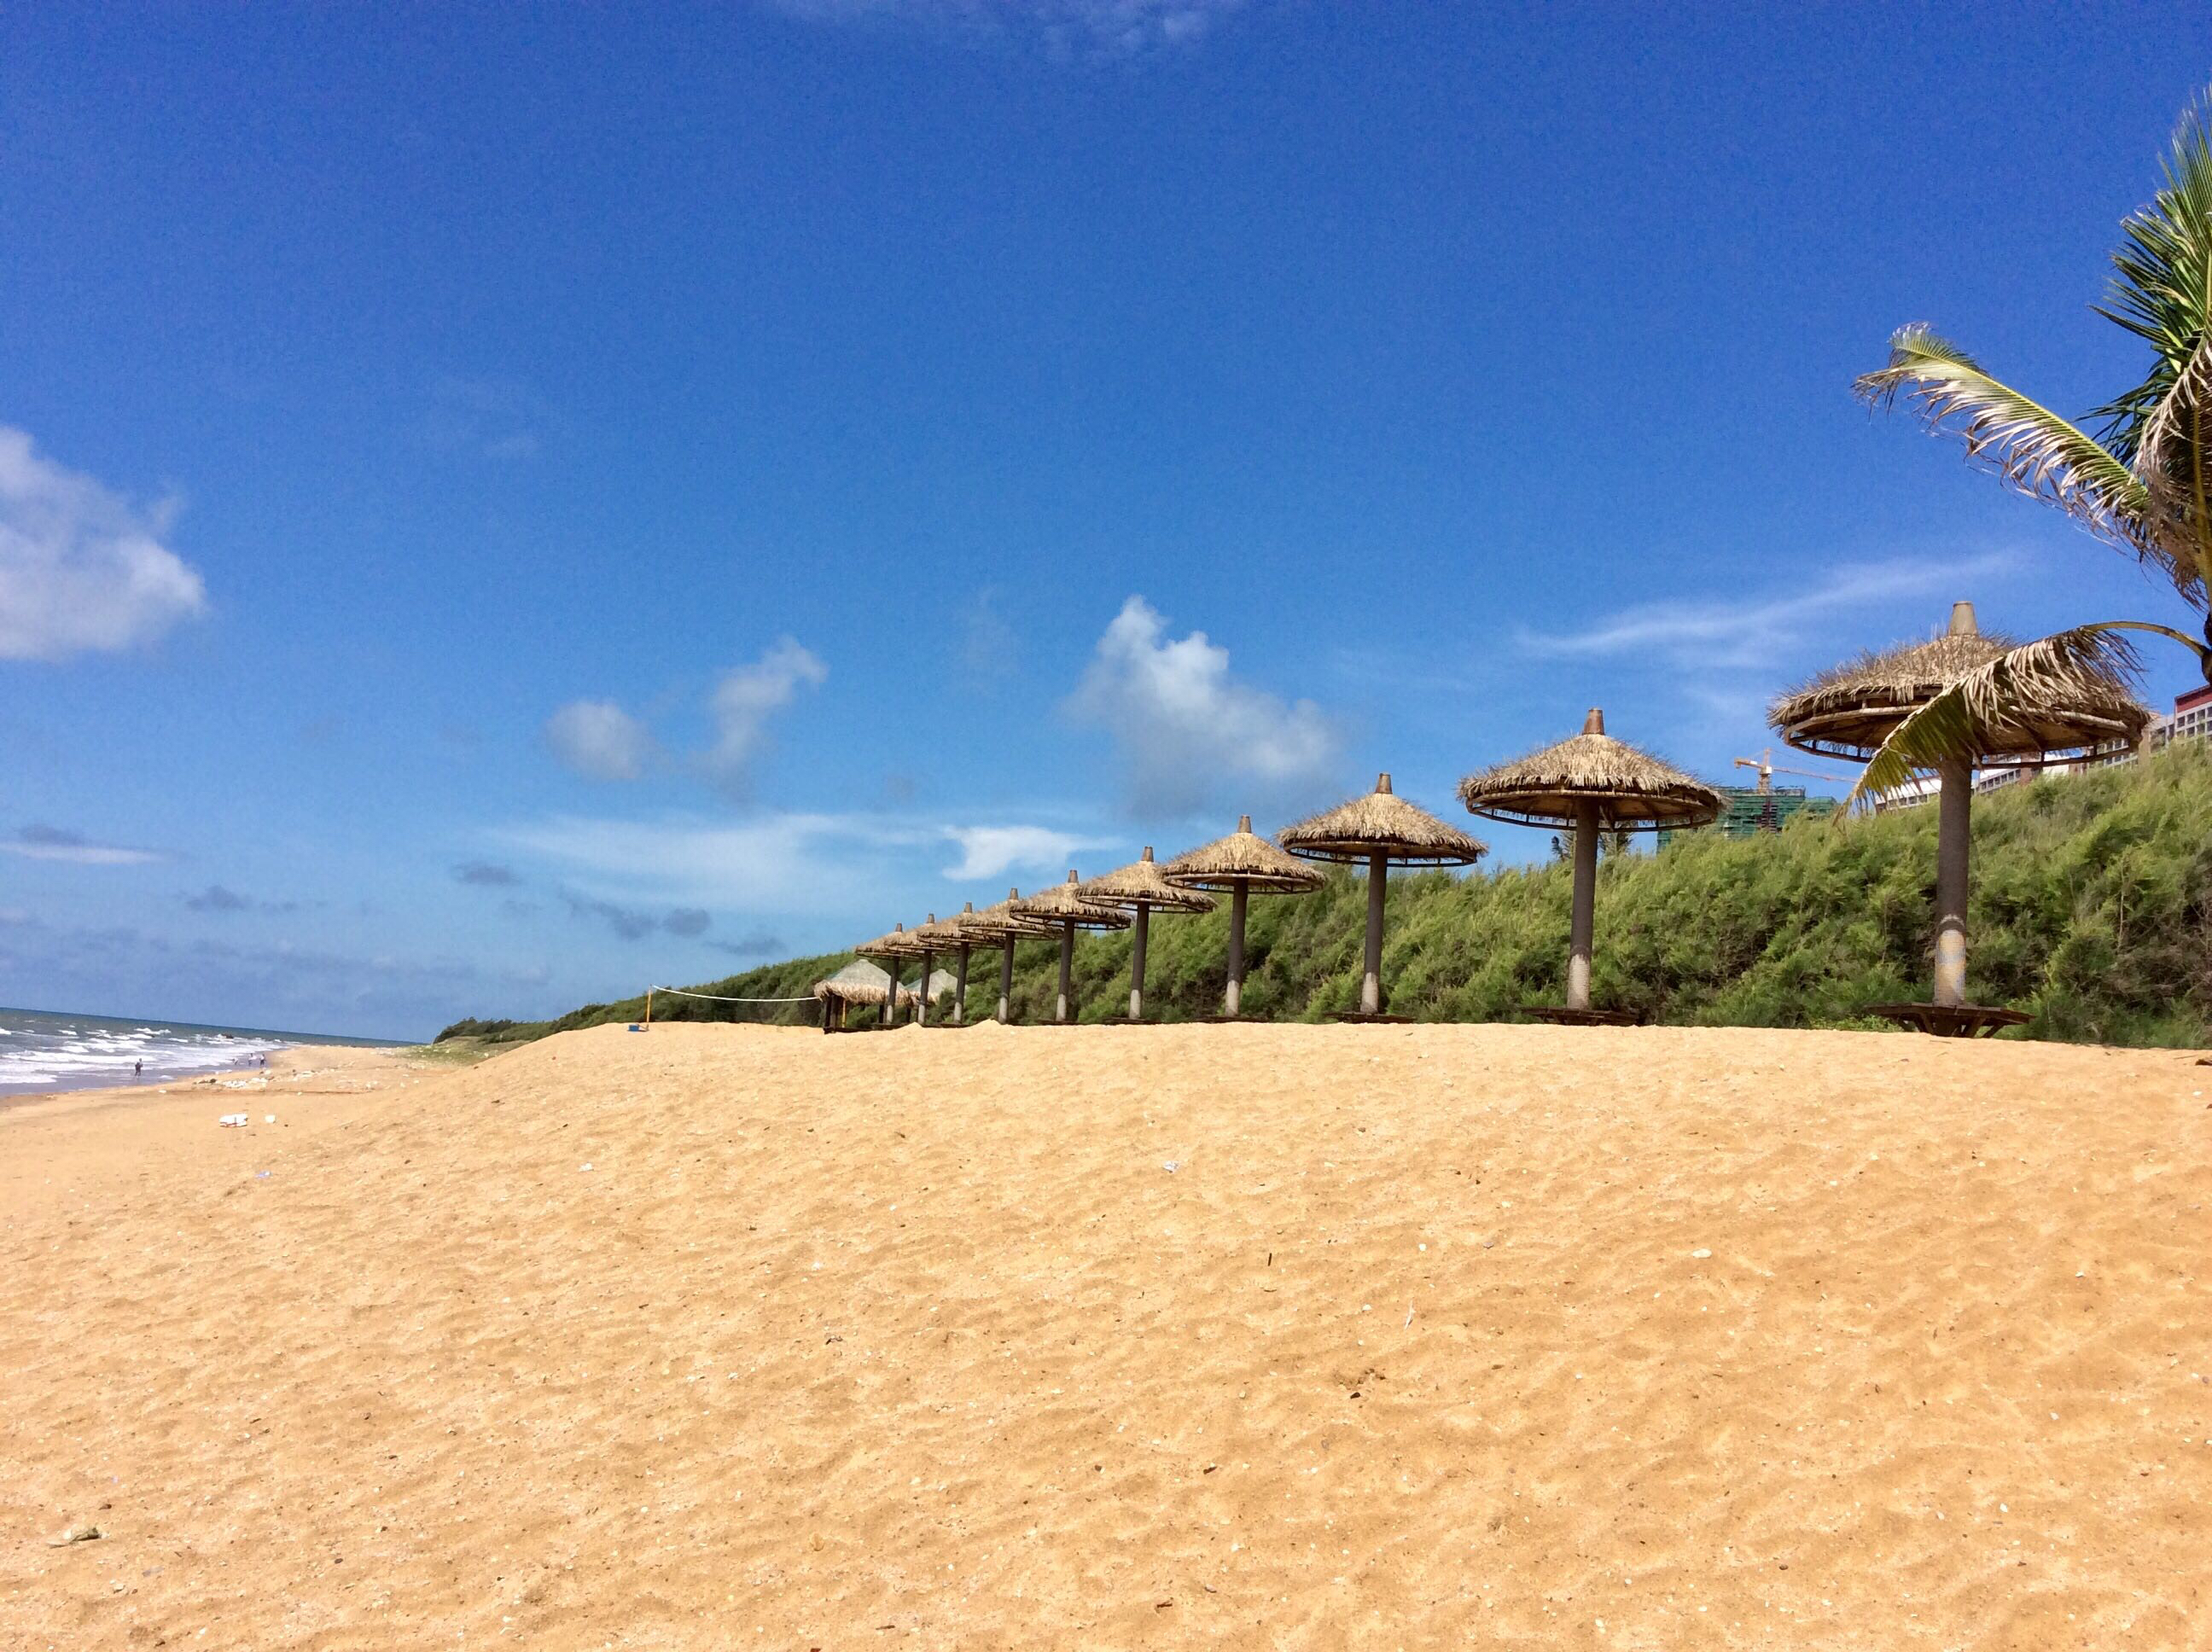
[183,883,303,916]
[1516,552,2020,670]
[702,638,828,795]
[424,375,545,462]
[1067,596,1342,817]
[544,700,660,782]
[2,823,167,866]
[764,0,1249,57]
[453,860,520,887]
[940,823,1113,881]
[0,427,207,662]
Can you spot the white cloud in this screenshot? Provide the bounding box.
[941,823,1112,881]
[765,0,1247,55]
[1,824,166,866]
[703,638,828,792]
[545,700,657,782]
[498,811,913,916]
[1516,552,2020,670]
[1067,596,1342,817]
[0,427,207,661]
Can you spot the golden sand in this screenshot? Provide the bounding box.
[3,1022,2208,1649]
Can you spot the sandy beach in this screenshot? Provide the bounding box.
[3,1022,2207,1649]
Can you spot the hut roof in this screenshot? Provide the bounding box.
[1012,871,1132,930]
[812,958,917,1008]
[1457,709,1723,832]
[854,921,924,960]
[1160,816,1325,893]
[1770,601,2150,763]
[957,887,1058,942]
[1280,773,1489,866]
[906,910,972,949]
[1075,847,1217,914]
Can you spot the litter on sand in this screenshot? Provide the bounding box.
[218,1114,250,1127]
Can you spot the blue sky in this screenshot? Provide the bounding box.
[3,3,2206,1039]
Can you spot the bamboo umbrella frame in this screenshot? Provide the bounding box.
[1771,601,2148,1016]
[853,922,926,1029]
[1075,847,1216,1021]
[1160,816,1324,1019]
[1280,773,1487,1017]
[1458,710,1721,1017]
[1012,872,1131,1024]
[958,888,1057,1022]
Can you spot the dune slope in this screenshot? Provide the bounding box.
[3,1022,2208,1649]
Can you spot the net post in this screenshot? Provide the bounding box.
[645,987,653,1028]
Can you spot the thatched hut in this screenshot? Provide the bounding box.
[1458,709,1720,1023]
[1012,871,1131,1025]
[812,960,916,1032]
[1771,600,2148,1029]
[1281,773,1487,1018]
[1161,815,1324,1018]
[958,888,1057,1023]
[854,922,924,1029]
[1076,848,1216,1021]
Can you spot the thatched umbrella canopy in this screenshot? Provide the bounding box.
[811,960,916,1032]
[854,922,924,1028]
[1282,773,1487,1017]
[1458,710,1720,1018]
[1076,847,1216,1021]
[955,888,1057,1023]
[1013,871,1131,1025]
[1161,815,1324,1018]
[1771,601,2149,1020]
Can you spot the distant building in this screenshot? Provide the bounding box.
[2169,683,2212,744]
[1658,785,1838,846]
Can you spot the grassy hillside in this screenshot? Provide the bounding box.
[444,742,2212,1048]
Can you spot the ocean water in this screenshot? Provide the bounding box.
[0,1006,391,1098]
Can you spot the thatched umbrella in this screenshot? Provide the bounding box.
[812,960,912,1032]
[1076,848,1216,1021]
[1458,709,1721,1021]
[958,888,1057,1022]
[853,922,924,1029]
[1161,815,1324,1018]
[1012,871,1131,1024]
[912,904,984,1026]
[1281,773,1487,1018]
[903,910,975,1027]
[1772,601,2147,1023]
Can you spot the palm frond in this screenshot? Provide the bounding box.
[1848,625,2149,807]
[1855,327,2157,574]
[2093,87,2212,607]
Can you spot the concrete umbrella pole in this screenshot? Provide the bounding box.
[1056,919,1077,1024]
[998,889,1020,1022]
[1360,846,1388,1015]
[1224,875,1249,1017]
[1934,757,1972,1007]
[1127,901,1150,1021]
[1566,796,1600,1013]
[915,919,935,1029]
[954,940,971,1027]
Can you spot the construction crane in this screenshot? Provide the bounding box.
[1734,747,1851,794]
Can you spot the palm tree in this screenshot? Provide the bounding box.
[1851,87,2212,799]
